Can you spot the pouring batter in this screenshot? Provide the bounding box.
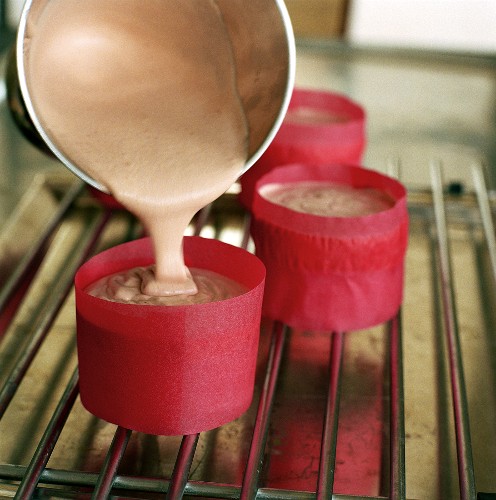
[24,0,250,299]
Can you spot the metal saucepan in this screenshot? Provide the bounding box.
[11,0,295,193]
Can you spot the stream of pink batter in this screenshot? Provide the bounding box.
[26,0,249,301]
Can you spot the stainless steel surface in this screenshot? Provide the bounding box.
[15,0,296,192]
[430,161,476,500]
[1,41,496,499]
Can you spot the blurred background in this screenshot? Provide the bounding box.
[0,0,496,54]
[3,0,496,52]
[288,0,496,53]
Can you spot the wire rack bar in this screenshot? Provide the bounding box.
[389,311,406,499]
[92,426,132,499]
[1,463,394,500]
[430,161,477,500]
[193,204,213,237]
[472,164,496,285]
[13,368,79,499]
[240,213,252,251]
[317,331,344,499]
[0,210,110,418]
[240,321,287,499]
[165,433,200,500]
[0,179,85,316]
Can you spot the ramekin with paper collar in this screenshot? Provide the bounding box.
[239,88,366,209]
[250,163,408,332]
[75,236,265,436]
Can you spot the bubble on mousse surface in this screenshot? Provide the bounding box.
[260,181,395,217]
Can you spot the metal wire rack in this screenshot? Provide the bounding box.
[0,161,495,499]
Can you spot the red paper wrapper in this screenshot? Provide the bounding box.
[239,88,366,208]
[251,163,408,332]
[75,236,265,435]
[87,185,125,210]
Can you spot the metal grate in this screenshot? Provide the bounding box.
[0,162,495,499]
